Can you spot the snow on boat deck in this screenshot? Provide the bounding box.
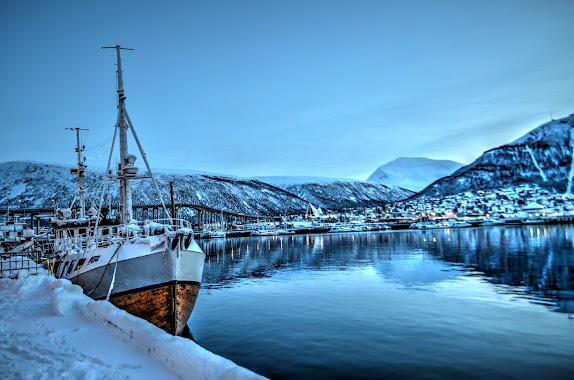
[0,265,265,380]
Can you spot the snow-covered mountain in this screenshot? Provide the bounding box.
[417,114,574,198]
[256,178,415,210]
[0,161,307,215]
[0,162,412,214]
[367,157,464,192]
[252,175,357,186]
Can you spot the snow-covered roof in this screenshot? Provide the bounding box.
[523,202,544,210]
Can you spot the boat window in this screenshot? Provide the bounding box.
[102,228,109,236]
[79,228,86,236]
[67,260,76,275]
[53,260,61,275]
[75,258,86,271]
[60,262,69,277]
[69,229,75,237]
[88,256,100,264]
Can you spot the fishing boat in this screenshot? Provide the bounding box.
[51,45,205,336]
[0,212,27,251]
[251,229,277,236]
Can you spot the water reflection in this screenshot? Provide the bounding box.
[198,225,574,314]
[415,225,574,314]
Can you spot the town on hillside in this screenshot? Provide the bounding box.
[288,184,574,231]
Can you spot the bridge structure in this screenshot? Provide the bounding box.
[131,203,281,230]
[2,204,281,231]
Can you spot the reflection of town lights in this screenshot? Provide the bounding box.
[433,237,437,242]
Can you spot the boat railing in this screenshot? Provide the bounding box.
[33,238,55,255]
[53,219,195,253]
[0,251,44,277]
[54,235,116,252]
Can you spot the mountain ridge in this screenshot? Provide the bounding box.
[0,161,411,214]
[416,114,574,198]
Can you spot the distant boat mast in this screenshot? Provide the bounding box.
[66,127,88,218]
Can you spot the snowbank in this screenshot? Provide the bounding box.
[0,269,266,380]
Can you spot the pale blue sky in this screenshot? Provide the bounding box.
[1,0,572,179]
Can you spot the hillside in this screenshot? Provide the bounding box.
[416,114,574,198]
[0,161,307,216]
[256,177,414,209]
[0,162,412,215]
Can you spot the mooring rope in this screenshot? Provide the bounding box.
[86,241,122,296]
[105,242,121,301]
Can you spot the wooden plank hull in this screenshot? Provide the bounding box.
[108,281,201,336]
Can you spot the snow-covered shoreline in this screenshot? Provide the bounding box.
[0,267,266,380]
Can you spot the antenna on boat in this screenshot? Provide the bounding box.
[66,127,89,218]
[101,45,172,224]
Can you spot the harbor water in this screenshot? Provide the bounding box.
[189,225,574,380]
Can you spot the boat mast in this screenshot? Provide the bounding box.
[102,44,172,224]
[66,127,88,218]
[102,45,135,224]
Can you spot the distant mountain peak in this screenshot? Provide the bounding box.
[367,157,464,192]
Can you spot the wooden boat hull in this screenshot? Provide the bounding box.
[106,280,201,336]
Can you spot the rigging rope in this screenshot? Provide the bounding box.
[123,105,172,220]
[85,137,114,151]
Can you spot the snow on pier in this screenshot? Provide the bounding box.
[0,264,265,380]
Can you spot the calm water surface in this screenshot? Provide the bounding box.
[189,225,574,380]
